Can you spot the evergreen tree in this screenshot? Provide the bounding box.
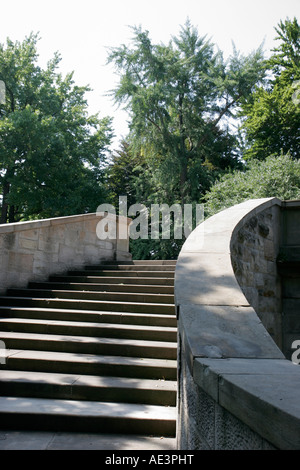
[107,20,266,205]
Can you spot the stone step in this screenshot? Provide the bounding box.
[3,349,177,380]
[0,331,177,359]
[0,307,177,327]
[0,297,175,315]
[68,270,175,278]
[0,370,177,406]
[0,318,177,342]
[86,264,176,271]
[49,275,175,286]
[102,260,177,265]
[28,281,174,295]
[0,396,176,436]
[0,258,178,441]
[7,288,175,305]
[0,431,177,450]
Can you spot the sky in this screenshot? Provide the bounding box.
[1,0,299,149]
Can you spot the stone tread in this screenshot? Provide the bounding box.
[0,331,177,359]
[0,370,177,392]
[68,270,175,278]
[0,317,177,340]
[4,348,177,366]
[0,396,177,435]
[0,396,176,419]
[0,296,175,314]
[28,282,175,294]
[85,264,176,270]
[0,306,177,326]
[0,370,177,405]
[7,288,175,304]
[49,276,175,285]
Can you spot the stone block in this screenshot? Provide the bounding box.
[18,238,38,251]
[19,229,39,241]
[219,370,300,450]
[215,404,264,450]
[58,244,76,263]
[38,239,60,254]
[264,239,275,260]
[3,233,17,250]
[8,252,33,274]
[193,357,300,449]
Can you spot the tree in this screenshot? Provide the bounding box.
[106,140,148,208]
[107,20,266,205]
[239,17,300,160]
[204,153,300,217]
[0,33,113,223]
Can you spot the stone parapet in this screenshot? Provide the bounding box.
[175,198,300,450]
[0,212,132,295]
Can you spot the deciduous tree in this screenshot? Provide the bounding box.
[0,33,113,223]
[239,17,300,160]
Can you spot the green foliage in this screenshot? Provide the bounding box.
[0,33,113,222]
[240,17,300,160]
[107,20,265,205]
[204,154,300,217]
[106,20,267,259]
[106,140,148,208]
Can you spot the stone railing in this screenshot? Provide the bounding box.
[0,212,132,295]
[175,198,300,450]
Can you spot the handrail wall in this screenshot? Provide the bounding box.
[175,198,300,450]
[0,212,132,295]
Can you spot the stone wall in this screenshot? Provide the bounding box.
[231,204,282,349]
[0,212,131,295]
[175,198,300,450]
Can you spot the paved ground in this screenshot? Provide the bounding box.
[0,430,177,450]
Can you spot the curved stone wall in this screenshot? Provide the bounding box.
[0,212,131,295]
[175,198,300,450]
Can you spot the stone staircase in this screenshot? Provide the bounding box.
[0,260,177,443]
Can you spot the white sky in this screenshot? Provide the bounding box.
[1,0,299,149]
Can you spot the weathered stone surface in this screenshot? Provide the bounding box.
[193,357,300,449]
[175,252,249,307]
[179,304,283,370]
[0,213,131,294]
[175,198,300,450]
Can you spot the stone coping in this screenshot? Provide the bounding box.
[0,212,131,234]
[175,198,300,449]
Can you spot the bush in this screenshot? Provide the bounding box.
[204,154,300,217]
